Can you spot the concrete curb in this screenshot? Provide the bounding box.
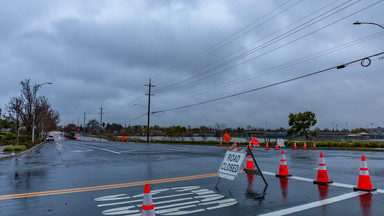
[0,142,46,161]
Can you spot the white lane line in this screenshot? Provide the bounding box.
[259,191,367,216]
[69,142,121,154]
[261,171,384,193]
[332,182,355,189]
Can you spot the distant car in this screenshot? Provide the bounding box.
[46,135,55,142]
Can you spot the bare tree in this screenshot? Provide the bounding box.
[214,122,227,141]
[19,79,36,141]
[4,79,58,143]
[5,96,24,145]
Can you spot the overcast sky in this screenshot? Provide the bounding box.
[1,0,383,130]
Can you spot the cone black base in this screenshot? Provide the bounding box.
[353,187,377,192]
[313,180,333,185]
[275,174,292,178]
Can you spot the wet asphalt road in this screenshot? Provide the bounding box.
[0,134,383,216]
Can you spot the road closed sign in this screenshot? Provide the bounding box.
[218,149,246,180]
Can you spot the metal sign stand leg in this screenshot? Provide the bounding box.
[228,178,235,192]
[215,177,221,190]
[247,145,268,187]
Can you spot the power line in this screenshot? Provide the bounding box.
[155,0,362,94]
[151,31,384,107]
[97,0,349,116]
[152,51,384,114]
[152,0,297,85]
[91,1,383,124]
[123,113,148,124]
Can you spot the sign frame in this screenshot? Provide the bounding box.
[216,146,268,191]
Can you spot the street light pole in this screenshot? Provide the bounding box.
[31,82,53,144]
[353,21,382,140]
[353,21,384,29]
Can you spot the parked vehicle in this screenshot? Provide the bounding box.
[46,135,55,142]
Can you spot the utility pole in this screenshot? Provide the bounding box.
[77,117,80,128]
[145,78,155,144]
[99,106,104,141]
[83,112,86,134]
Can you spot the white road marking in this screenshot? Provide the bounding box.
[259,191,367,216]
[261,170,384,193]
[97,192,195,207]
[102,205,139,215]
[95,171,383,216]
[153,200,201,210]
[97,198,142,208]
[331,182,355,189]
[95,194,130,202]
[96,186,237,215]
[70,143,121,154]
[151,197,194,206]
[156,204,205,215]
[72,150,94,153]
[201,199,238,210]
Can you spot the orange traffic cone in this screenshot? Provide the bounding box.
[276,144,280,150]
[265,141,269,151]
[234,140,237,148]
[276,150,292,177]
[245,155,255,170]
[313,153,333,185]
[141,184,155,216]
[293,141,297,150]
[248,141,252,150]
[245,156,255,183]
[303,142,307,150]
[353,155,377,192]
[313,143,316,150]
[220,141,222,147]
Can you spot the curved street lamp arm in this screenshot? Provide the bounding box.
[353,21,384,29]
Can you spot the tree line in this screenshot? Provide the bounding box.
[62,111,371,140]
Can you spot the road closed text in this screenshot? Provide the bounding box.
[218,150,246,180]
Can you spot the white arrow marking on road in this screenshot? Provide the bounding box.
[102,205,139,215]
[95,186,237,215]
[95,194,131,202]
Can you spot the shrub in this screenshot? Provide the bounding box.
[3,145,27,152]
[19,135,27,143]
[69,131,75,138]
[0,132,15,140]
